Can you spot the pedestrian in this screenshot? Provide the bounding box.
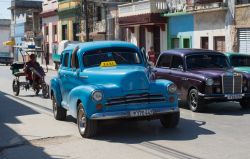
[148,46,156,65]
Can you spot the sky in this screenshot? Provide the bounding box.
[0,0,11,19]
[0,0,42,20]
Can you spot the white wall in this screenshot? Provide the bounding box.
[130,26,139,46]
[42,16,59,54]
[193,10,227,51]
[0,28,10,53]
[193,29,226,50]
[145,28,153,53]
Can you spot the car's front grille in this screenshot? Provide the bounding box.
[222,74,242,94]
[106,93,166,106]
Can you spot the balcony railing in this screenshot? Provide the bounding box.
[186,0,227,11]
[118,0,168,17]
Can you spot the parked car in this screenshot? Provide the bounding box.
[225,52,250,73]
[155,49,250,112]
[50,41,179,138]
[0,52,13,66]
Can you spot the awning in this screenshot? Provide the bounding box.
[3,40,15,46]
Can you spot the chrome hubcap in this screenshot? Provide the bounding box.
[190,93,198,108]
[78,108,86,133]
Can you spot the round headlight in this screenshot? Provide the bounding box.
[168,83,177,94]
[92,91,103,102]
[206,78,214,86]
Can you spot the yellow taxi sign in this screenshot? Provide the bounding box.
[100,61,117,67]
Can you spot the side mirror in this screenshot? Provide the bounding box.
[178,65,184,71]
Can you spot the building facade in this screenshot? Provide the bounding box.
[9,0,42,61]
[118,0,168,57]
[235,1,250,54]
[164,0,229,52]
[0,19,11,56]
[57,0,82,42]
[41,0,59,66]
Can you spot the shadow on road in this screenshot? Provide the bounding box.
[94,117,215,144]
[0,91,62,159]
[181,102,250,116]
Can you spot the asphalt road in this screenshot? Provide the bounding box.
[0,64,250,159]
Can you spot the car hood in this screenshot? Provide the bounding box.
[189,68,235,79]
[233,67,250,73]
[81,65,150,92]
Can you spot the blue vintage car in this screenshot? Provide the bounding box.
[50,41,179,138]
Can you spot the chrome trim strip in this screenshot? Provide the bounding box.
[90,107,179,120]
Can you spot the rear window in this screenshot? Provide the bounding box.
[83,47,141,67]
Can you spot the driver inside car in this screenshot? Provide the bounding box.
[24,54,45,86]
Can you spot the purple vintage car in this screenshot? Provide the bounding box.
[155,49,250,112]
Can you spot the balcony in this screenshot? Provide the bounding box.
[58,0,80,12]
[186,0,227,11]
[118,0,168,17]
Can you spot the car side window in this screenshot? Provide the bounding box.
[157,54,172,68]
[62,52,69,67]
[171,55,183,70]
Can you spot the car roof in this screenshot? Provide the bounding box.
[161,48,225,56]
[64,41,139,54]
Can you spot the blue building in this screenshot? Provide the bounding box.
[165,13,194,49]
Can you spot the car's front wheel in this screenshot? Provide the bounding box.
[77,103,98,138]
[240,98,250,109]
[188,89,204,112]
[52,95,66,120]
[160,111,180,128]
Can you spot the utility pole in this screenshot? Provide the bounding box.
[84,0,90,42]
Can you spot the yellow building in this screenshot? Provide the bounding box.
[58,0,82,42]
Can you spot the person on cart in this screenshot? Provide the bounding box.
[24,54,45,86]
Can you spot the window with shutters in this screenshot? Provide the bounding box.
[238,28,250,54]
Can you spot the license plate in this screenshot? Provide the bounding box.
[130,109,154,117]
[226,94,242,100]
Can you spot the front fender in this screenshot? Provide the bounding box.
[68,85,98,119]
[50,78,62,106]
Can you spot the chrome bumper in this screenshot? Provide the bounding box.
[90,107,179,120]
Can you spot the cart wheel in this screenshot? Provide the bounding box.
[42,84,49,98]
[12,79,20,96]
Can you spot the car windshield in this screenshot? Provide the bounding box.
[231,55,250,67]
[83,47,142,67]
[186,54,230,70]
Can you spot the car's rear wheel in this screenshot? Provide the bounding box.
[52,95,66,120]
[77,103,98,138]
[240,98,250,109]
[12,79,20,96]
[188,89,204,112]
[160,111,180,128]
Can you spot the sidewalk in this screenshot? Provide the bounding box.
[41,64,57,71]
